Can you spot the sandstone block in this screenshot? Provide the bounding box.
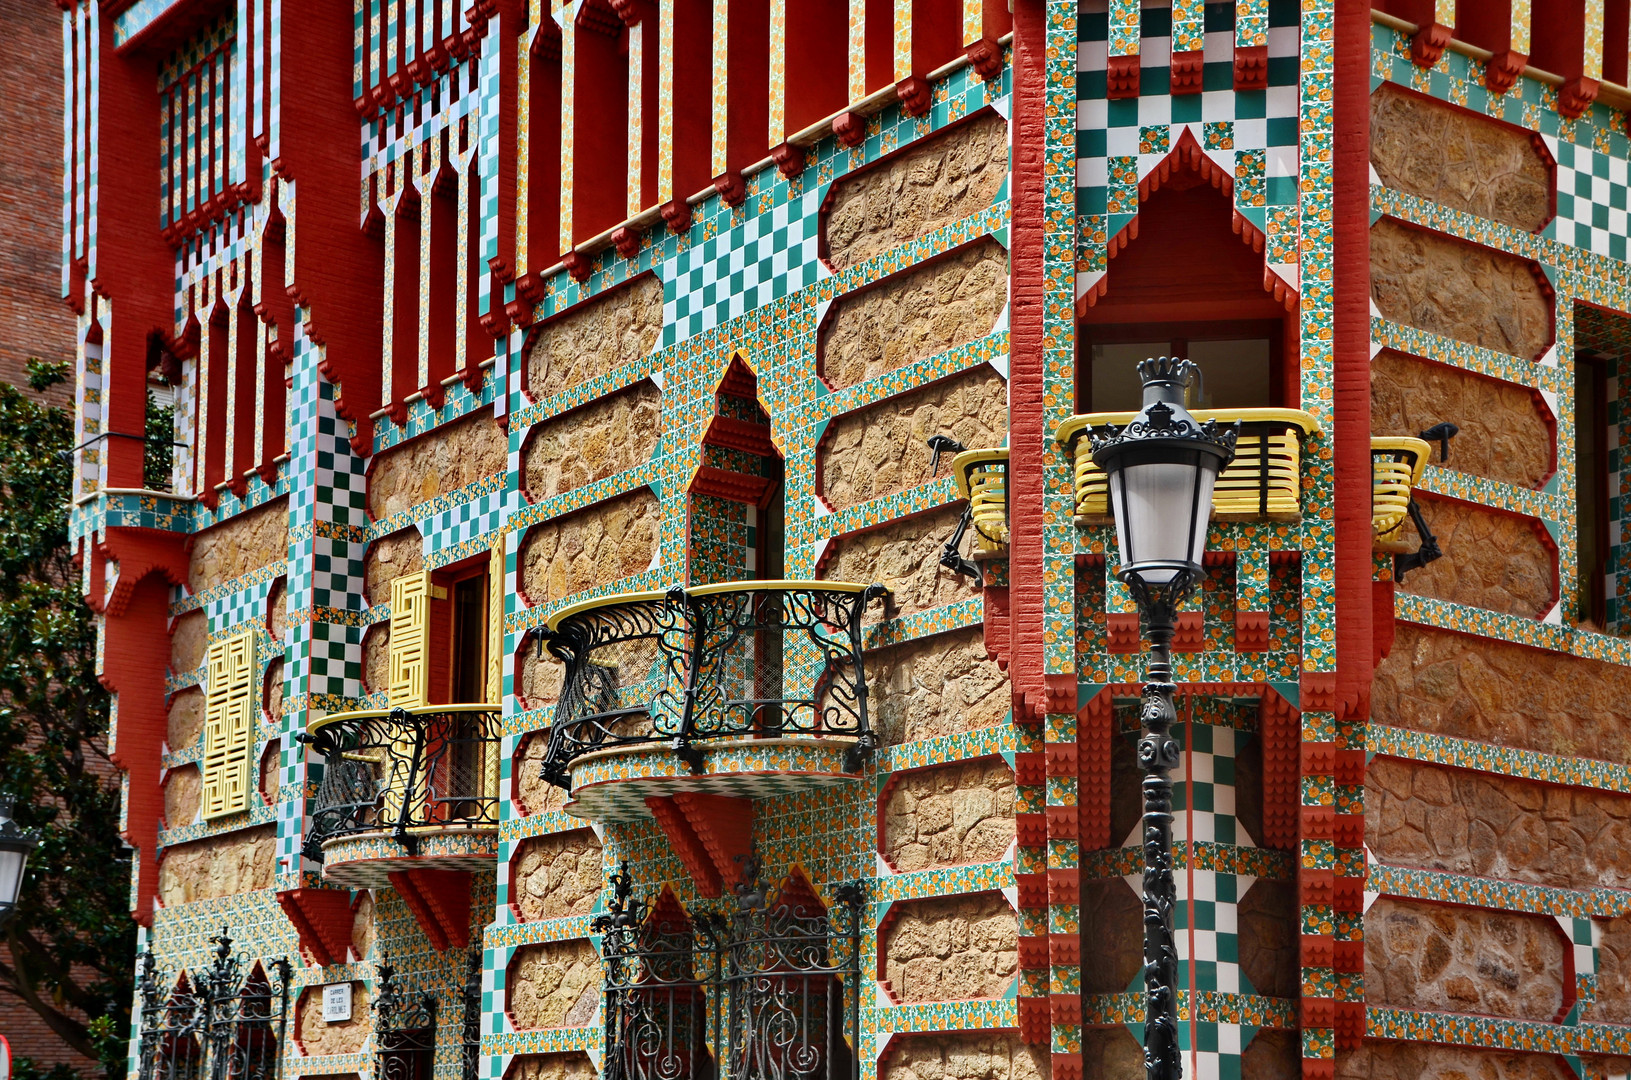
[1080,877,1142,994]
[506,1055,597,1080]
[188,497,289,594]
[517,637,563,712]
[295,982,367,1055]
[1079,1026,1143,1080]
[264,658,285,723]
[513,830,604,921]
[820,367,1008,511]
[821,507,981,621]
[882,757,1015,871]
[267,576,287,643]
[508,939,600,1029]
[523,380,663,501]
[157,826,277,906]
[515,733,571,817]
[1337,1044,1573,1080]
[362,624,390,696]
[527,276,664,403]
[171,610,206,676]
[1365,897,1563,1019]
[368,411,507,521]
[1370,218,1551,360]
[1370,83,1552,232]
[820,239,1007,389]
[1370,350,1552,489]
[881,1031,1050,1080]
[519,489,662,605]
[1366,758,1631,889]
[1394,499,1555,617]
[351,892,375,962]
[1239,1030,1302,1080]
[824,112,1009,270]
[1374,624,1631,764]
[168,686,204,752]
[867,628,1009,745]
[1238,878,1299,998]
[882,892,1017,1002]
[163,764,201,829]
[364,527,425,606]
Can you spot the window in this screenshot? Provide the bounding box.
[1080,320,1287,413]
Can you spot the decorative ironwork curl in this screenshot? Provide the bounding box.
[135,931,290,1080]
[375,956,438,1080]
[541,584,887,786]
[298,705,501,859]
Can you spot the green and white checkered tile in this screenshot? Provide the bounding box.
[422,486,512,555]
[1548,136,1631,262]
[662,189,825,347]
[204,576,276,631]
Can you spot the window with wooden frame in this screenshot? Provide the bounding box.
[1080,319,1293,414]
[386,545,503,709]
[202,628,257,819]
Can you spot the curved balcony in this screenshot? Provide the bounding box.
[298,703,501,887]
[538,580,888,821]
[1371,436,1432,549]
[1056,408,1322,522]
[950,448,1010,554]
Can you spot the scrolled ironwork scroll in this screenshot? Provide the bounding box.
[374,957,438,1080]
[135,931,290,1080]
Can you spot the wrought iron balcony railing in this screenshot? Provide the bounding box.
[1056,407,1322,521]
[950,448,1010,553]
[539,581,888,787]
[298,703,501,859]
[1371,436,1432,548]
[136,932,291,1080]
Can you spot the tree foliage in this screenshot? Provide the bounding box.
[0,361,133,1077]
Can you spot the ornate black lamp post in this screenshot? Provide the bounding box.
[0,797,38,927]
[1089,358,1237,1080]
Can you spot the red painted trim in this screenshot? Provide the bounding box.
[275,887,355,966]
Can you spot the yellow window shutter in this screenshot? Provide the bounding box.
[202,628,257,820]
[389,571,443,707]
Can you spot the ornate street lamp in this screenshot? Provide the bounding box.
[0,797,39,927]
[1089,358,1237,1080]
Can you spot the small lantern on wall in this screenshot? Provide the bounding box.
[0,798,39,927]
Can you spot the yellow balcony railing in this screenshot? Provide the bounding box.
[1371,436,1432,549]
[1055,408,1323,521]
[950,448,1010,553]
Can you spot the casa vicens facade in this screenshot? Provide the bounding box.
[52,1,1631,1080]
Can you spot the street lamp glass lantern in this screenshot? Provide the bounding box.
[0,797,38,922]
[1091,357,1238,595]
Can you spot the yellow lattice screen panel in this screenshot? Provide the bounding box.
[389,571,444,708]
[202,628,257,820]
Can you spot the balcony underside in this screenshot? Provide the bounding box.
[318,826,499,889]
[563,736,862,823]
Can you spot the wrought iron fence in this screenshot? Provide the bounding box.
[594,859,863,1080]
[298,704,501,858]
[539,582,887,786]
[136,931,291,1080]
[374,958,438,1080]
[460,947,483,1080]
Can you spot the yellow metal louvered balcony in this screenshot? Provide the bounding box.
[1371,436,1433,549]
[950,447,1010,554]
[1055,408,1323,521]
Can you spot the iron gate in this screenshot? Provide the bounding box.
[136,932,291,1080]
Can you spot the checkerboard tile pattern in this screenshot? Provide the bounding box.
[1550,136,1631,261]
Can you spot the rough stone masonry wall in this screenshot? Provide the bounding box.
[820,366,1008,510]
[508,939,599,1029]
[369,411,507,520]
[880,1031,1050,1080]
[1364,897,1564,1020]
[1370,349,1553,489]
[1373,623,1631,762]
[1370,218,1552,360]
[514,733,571,817]
[168,685,203,751]
[189,497,289,593]
[512,830,604,921]
[882,892,1018,1002]
[523,380,663,501]
[1394,499,1555,617]
[1337,1045,1574,1080]
[1238,879,1300,998]
[163,763,200,828]
[821,507,983,621]
[1366,758,1631,889]
[506,1055,598,1080]
[171,609,206,677]
[882,757,1015,871]
[1588,914,1631,1022]
[362,527,425,693]
[527,275,664,402]
[295,982,367,1055]
[867,628,1009,745]
[820,239,1008,388]
[824,111,1009,269]
[157,825,277,906]
[1369,83,1552,232]
[519,488,662,605]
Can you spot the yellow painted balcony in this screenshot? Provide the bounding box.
[299,703,501,887]
[1055,408,1323,521]
[951,447,1010,554]
[1371,436,1432,550]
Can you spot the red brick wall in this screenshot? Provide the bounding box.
[0,3,105,1071]
[0,0,75,406]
